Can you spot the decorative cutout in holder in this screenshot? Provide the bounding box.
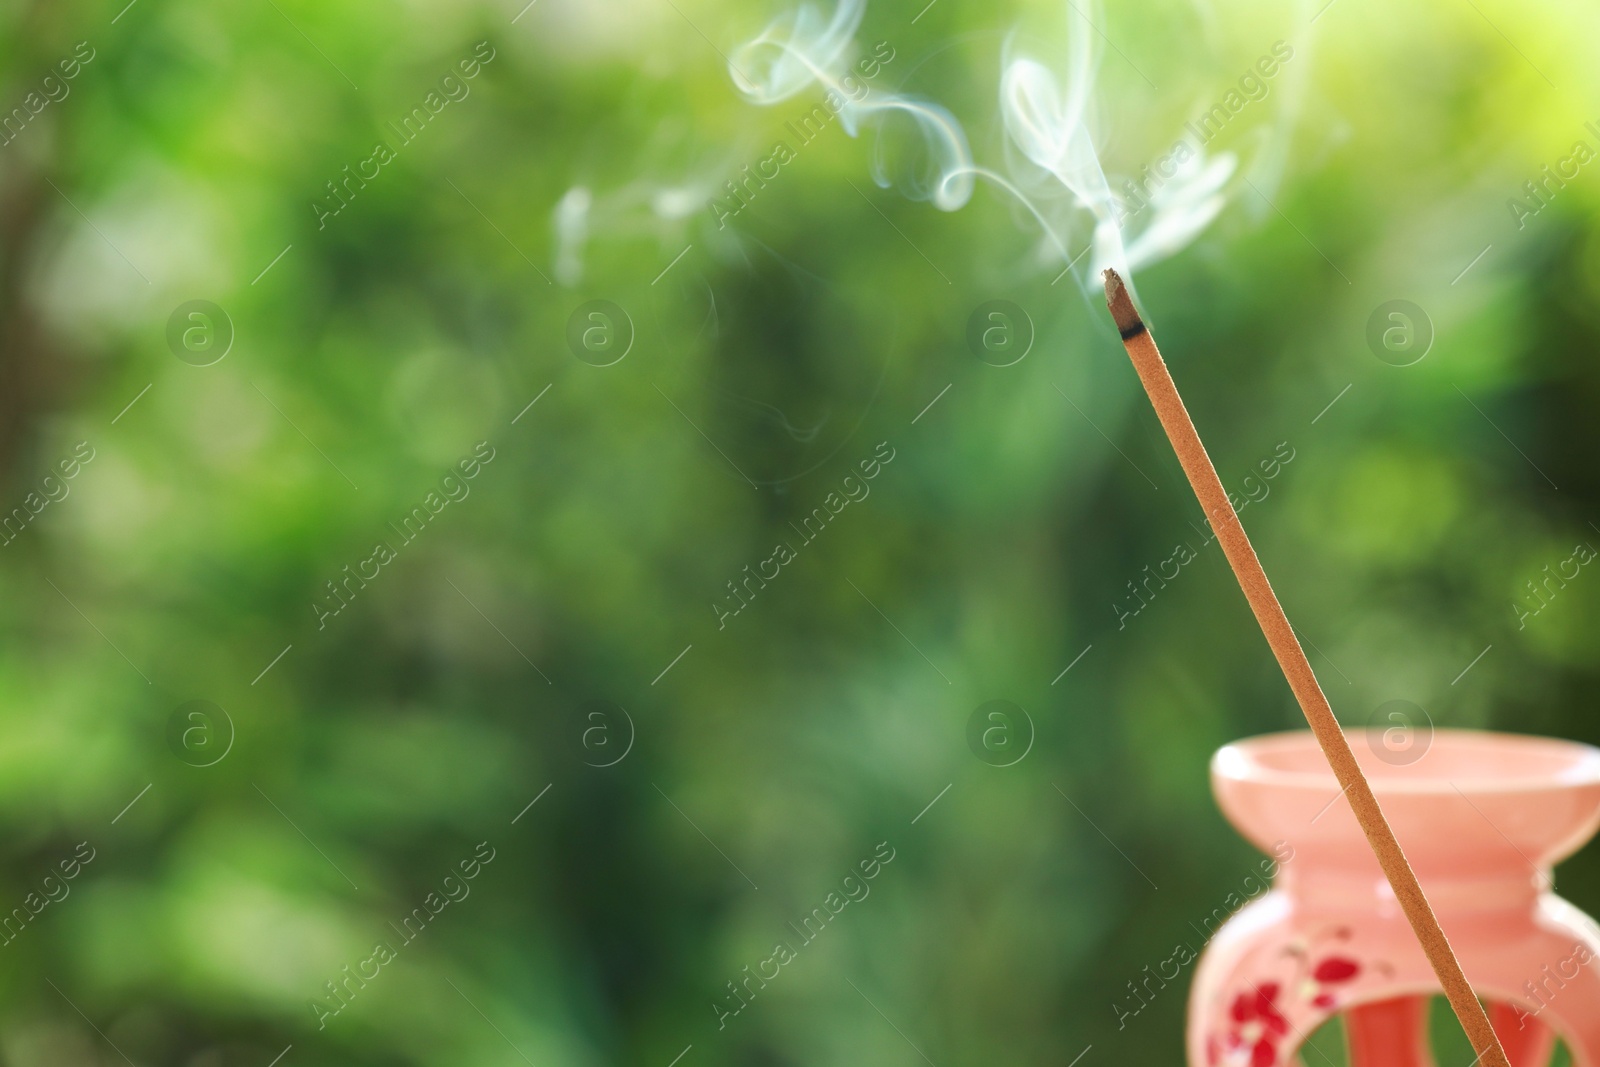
[1191,729,1600,1066]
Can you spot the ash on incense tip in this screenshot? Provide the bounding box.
[1102,268,1145,340]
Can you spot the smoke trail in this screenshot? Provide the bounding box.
[1242,0,1314,205]
[553,0,1308,291]
[998,1,1240,289]
[552,186,592,288]
[728,0,865,105]
[548,0,979,285]
[728,0,975,211]
[1118,153,1234,270]
[550,168,730,287]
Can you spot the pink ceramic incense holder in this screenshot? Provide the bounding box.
[1191,729,1600,1066]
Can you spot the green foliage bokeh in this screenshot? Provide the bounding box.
[0,0,1598,1063]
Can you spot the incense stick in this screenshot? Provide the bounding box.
[1101,269,1508,1067]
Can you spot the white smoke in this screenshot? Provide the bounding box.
[550,169,728,287]
[1241,0,1314,206]
[998,0,1238,288]
[551,0,1308,291]
[723,0,1252,288]
[728,0,975,211]
[727,0,865,105]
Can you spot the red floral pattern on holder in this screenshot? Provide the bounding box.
[1206,928,1370,1066]
[1224,982,1287,1066]
[1307,954,1361,1012]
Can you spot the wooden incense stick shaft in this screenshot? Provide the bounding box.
[1102,270,1509,1067]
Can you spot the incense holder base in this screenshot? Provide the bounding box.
[1189,729,1600,1067]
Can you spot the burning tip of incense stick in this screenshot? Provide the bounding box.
[1101,268,1145,340]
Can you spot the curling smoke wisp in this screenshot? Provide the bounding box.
[728,0,975,212]
[726,0,1314,289]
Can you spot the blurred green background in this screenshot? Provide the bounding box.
[1,0,1598,1062]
